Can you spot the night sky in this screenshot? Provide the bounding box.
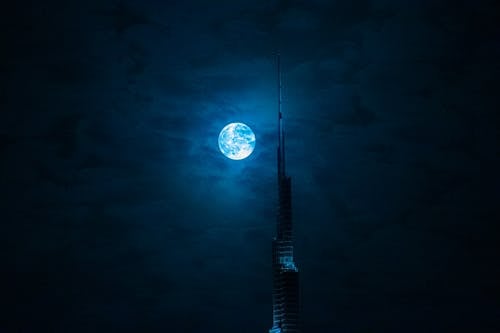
[1,1,499,332]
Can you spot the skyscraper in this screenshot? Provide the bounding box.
[269,56,300,333]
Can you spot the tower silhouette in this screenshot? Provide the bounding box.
[269,55,300,333]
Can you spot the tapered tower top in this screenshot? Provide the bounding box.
[277,54,286,180]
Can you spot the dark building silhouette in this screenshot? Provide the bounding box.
[269,56,300,333]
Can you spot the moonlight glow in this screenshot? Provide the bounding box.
[218,122,256,160]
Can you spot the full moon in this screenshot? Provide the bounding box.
[218,122,256,160]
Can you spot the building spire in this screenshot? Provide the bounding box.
[277,54,286,180]
[270,54,300,333]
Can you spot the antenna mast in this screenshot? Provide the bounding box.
[277,54,285,179]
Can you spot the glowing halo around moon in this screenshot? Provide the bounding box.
[218,122,256,160]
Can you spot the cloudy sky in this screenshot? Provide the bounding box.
[1,0,499,332]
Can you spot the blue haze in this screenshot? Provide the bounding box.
[0,0,499,332]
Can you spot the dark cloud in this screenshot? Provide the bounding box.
[1,0,499,332]
[91,1,170,36]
